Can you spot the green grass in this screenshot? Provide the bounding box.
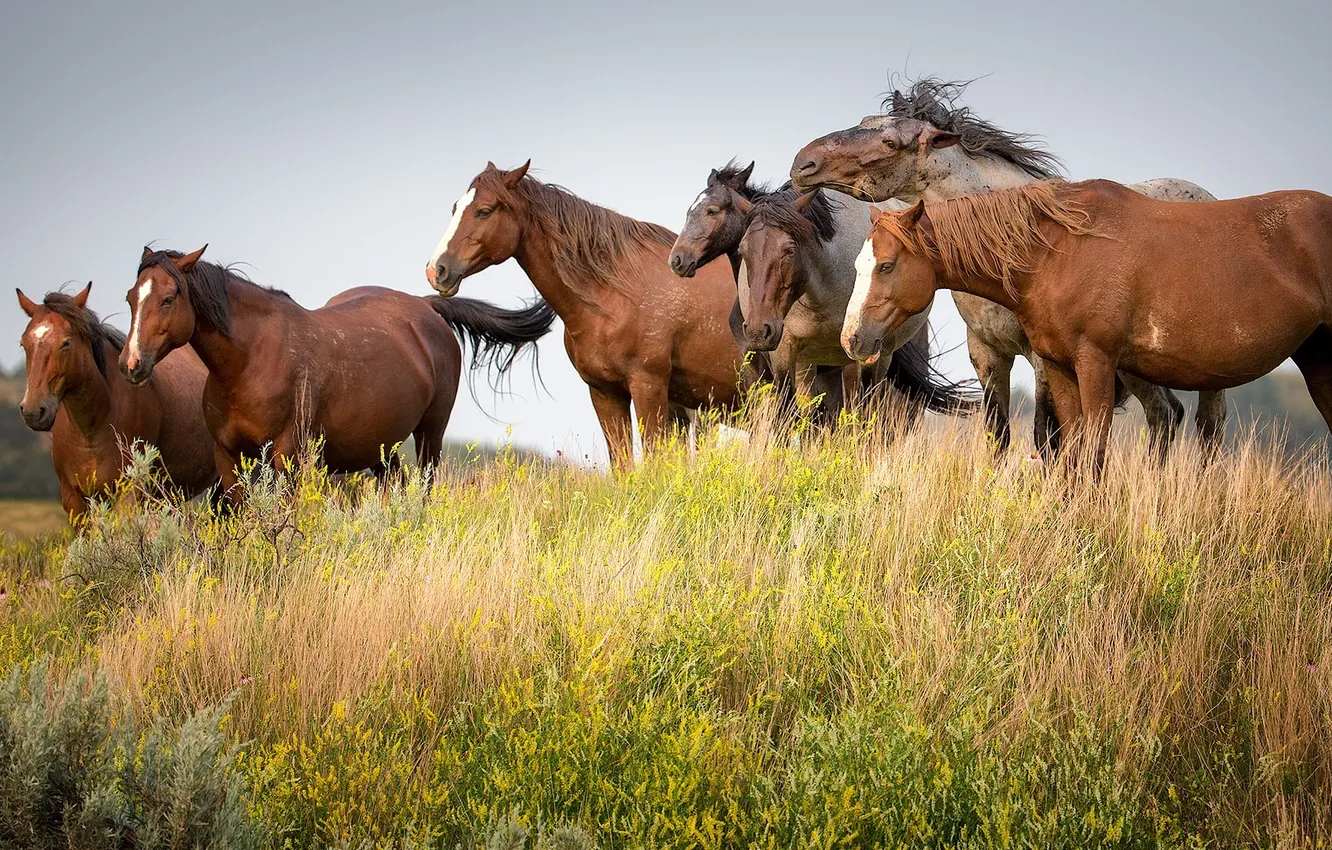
[1,408,1330,849]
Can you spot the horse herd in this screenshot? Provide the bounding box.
[17,79,1332,518]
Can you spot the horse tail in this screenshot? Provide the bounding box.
[426,296,556,380]
[884,329,982,415]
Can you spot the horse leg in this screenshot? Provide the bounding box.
[1291,326,1332,432]
[59,484,88,524]
[1118,373,1184,461]
[213,444,243,510]
[1044,365,1083,470]
[1195,391,1228,455]
[589,386,633,472]
[1074,354,1119,480]
[968,331,1013,452]
[1031,355,1060,461]
[629,374,673,457]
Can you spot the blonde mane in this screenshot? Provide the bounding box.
[879,181,1097,294]
[476,170,676,301]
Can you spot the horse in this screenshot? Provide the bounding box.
[17,284,216,519]
[842,181,1332,477]
[669,162,975,425]
[668,161,860,423]
[790,77,1227,457]
[425,161,756,470]
[121,246,554,503]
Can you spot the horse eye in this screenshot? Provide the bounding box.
[883,139,899,149]
[475,207,493,218]
[60,339,72,350]
[879,261,895,273]
[162,294,176,306]
[705,208,720,217]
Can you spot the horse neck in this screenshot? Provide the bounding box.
[804,199,874,311]
[915,148,1038,204]
[918,234,1026,313]
[188,276,286,386]
[58,344,115,437]
[512,219,617,330]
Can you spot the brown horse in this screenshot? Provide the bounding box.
[843,180,1332,474]
[17,284,216,519]
[426,161,751,469]
[121,247,554,502]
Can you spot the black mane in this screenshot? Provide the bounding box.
[884,77,1064,180]
[747,189,839,245]
[139,250,290,337]
[710,159,779,201]
[40,291,126,376]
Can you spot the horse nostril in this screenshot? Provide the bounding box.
[795,157,820,176]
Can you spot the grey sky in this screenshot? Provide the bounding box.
[4,0,1330,463]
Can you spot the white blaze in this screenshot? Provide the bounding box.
[430,188,477,266]
[126,278,154,362]
[842,237,879,352]
[31,323,50,340]
[687,191,708,217]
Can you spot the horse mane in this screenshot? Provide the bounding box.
[475,170,676,299]
[40,291,126,376]
[884,77,1065,180]
[882,181,1096,294]
[747,190,840,246]
[711,159,777,201]
[139,250,291,337]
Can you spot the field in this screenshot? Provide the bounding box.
[1,405,1330,849]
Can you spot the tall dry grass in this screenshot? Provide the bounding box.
[4,400,1330,846]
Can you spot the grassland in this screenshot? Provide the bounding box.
[1,404,1330,849]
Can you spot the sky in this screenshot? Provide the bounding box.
[3,0,1330,463]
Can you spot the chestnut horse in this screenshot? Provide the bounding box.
[426,161,753,470]
[17,284,216,518]
[122,247,554,502]
[843,181,1332,475]
[791,78,1226,457]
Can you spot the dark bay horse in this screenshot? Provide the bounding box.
[669,162,973,423]
[426,161,751,469]
[843,181,1332,475]
[122,247,553,501]
[17,284,216,518]
[791,78,1225,457]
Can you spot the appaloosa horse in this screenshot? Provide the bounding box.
[122,247,553,502]
[843,181,1332,476]
[426,161,753,470]
[17,284,216,518]
[792,78,1226,456]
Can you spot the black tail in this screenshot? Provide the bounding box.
[427,296,556,381]
[884,329,982,415]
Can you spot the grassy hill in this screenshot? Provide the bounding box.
[1,406,1329,847]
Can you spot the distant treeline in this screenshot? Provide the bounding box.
[1,365,1326,499]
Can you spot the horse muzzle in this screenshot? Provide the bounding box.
[842,331,883,365]
[743,319,783,352]
[668,248,699,278]
[119,352,155,387]
[427,262,462,297]
[19,398,56,432]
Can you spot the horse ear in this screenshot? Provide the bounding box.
[731,192,754,216]
[737,161,755,185]
[176,244,208,273]
[867,205,884,226]
[142,246,154,263]
[72,282,92,308]
[791,190,820,213]
[503,159,531,188]
[16,288,38,318]
[485,160,497,171]
[920,126,960,150]
[899,200,926,229]
[707,168,721,185]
